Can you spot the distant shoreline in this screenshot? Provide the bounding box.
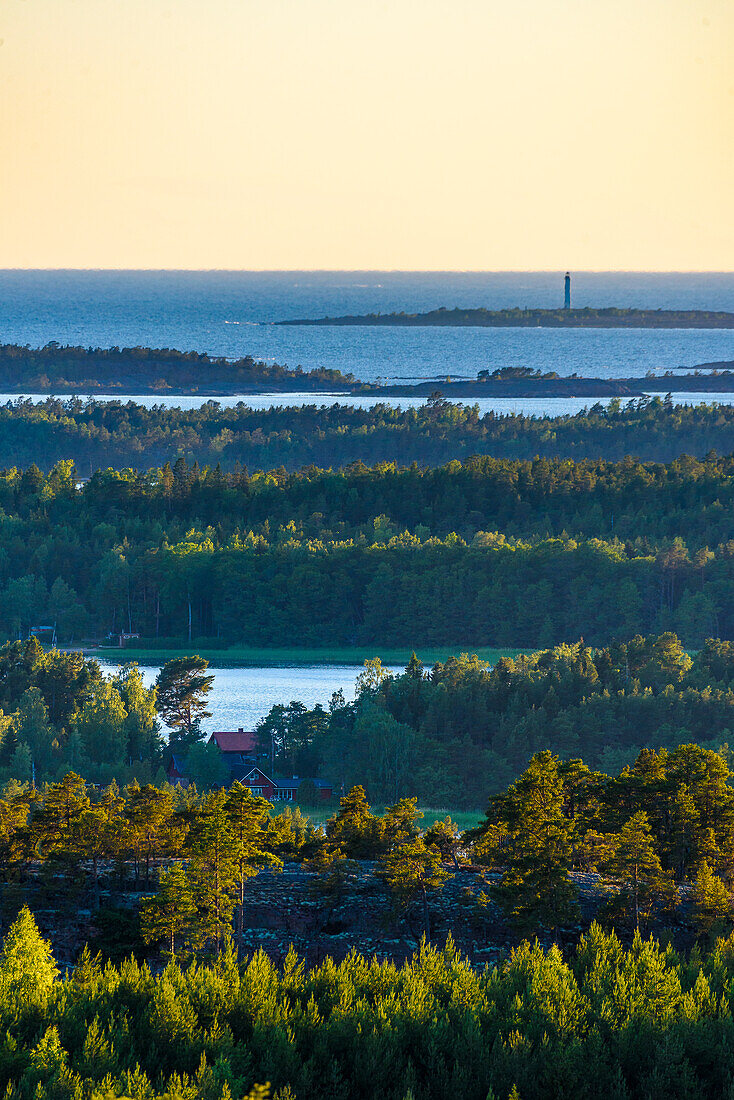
[1,341,734,400]
[3,371,734,399]
[277,306,734,329]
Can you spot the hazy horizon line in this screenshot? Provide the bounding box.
[2,268,734,276]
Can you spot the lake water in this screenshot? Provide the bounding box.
[1,270,732,384]
[99,661,403,733]
[4,390,734,419]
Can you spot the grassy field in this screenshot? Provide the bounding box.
[87,644,527,668]
[298,804,485,833]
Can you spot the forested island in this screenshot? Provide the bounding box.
[3,342,734,398]
[377,365,734,398]
[0,342,362,394]
[279,304,734,328]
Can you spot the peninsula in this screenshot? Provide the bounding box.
[277,305,734,329]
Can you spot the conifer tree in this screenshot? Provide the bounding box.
[604,811,677,930]
[325,785,384,858]
[155,655,213,748]
[424,816,463,869]
[188,789,238,953]
[124,781,180,887]
[381,836,449,939]
[0,907,58,1004]
[225,782,281,958]
[77,781,125,906]
[692,860,732,936]
[140,864,197,958]
[494,751,579,936]
[31,772,89,874]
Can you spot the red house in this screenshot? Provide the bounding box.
[275,777,333,802]
[207,729,258,780]
[208,728,257,758]
[166,753,189,786]
[240,766,279,799]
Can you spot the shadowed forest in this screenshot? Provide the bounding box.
[4,395,734,472]
[0,449,731,648]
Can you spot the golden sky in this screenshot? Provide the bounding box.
[2,0,733,269]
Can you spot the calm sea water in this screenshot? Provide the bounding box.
[1,270,733,384]
[99,661,402,733]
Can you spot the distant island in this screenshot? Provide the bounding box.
[2,343,734,399]
[278,305,734,329]
[0,341,363,394]
[377,365,734,399]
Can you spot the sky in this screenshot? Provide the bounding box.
[1,0,733,270]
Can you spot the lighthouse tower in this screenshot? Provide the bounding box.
[564,272,571,310]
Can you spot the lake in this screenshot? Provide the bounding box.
[98,660,403,734]
[4,390,734,419]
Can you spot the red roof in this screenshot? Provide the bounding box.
[208,729,257,753]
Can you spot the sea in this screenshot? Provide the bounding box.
[1,270,733,387]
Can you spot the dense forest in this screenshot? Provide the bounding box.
[0,639,163,788]
[0,343,358,394]
[260,636,734,806]
[0,453,732,647]
[7,396,734,471]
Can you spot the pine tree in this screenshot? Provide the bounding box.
[140,864,197,958]
[604,811,677,930]
[494,751,579,936]
[225,782,281,958]
[381,836,449,939]
[77,782,124,906]
[692,860,732,937]
[324,785,383,858]
[188,789,238,953]
[31,772,90,875]
[155,656,213,748]
[424,816,463,869]
[124,781,180,887]
[0,907,58,1004]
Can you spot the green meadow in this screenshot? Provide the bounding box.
[89,644,526,668]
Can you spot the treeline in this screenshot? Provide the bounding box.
[0,454,733,646]
[6,396,734,471]
[5,738,734,951]
[256,637,734,806]
[0,342,358,393]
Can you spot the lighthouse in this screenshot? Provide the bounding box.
[564,272,571,310]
